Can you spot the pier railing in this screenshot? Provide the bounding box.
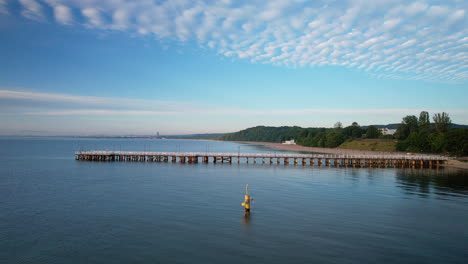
[75,151,449,168]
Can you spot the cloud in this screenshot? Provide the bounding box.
[2,89,467,119]
[11,0,468,82]
[82,7,103,27]
[19,0,45,21]
[382,18,401,31]
[405,2,428,16]
[27,108,466,117]
[53,4,72,24]
[2,88,467,135]
[427,5,451,16]
[0,89,192,112]
[111,9,128,30]
[0,89,113,103]
[0,0,7,14]
[23,110,178,116]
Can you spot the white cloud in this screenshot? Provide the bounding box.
[112,9,128,29]
[0,89,191,111]
[258,8,281,21]
[53,4,72,24]
[382,18,401,31]
[82,7,103,27]
[405,2,428,16]
[3,89,468,119]
[14,0,468,82]
[23,110,178,116]
[2,88,467,135]
[0,0,8,14]
[19,0,45,21]
[427,5,450,16]
[400,39,417,49]
[0,89,108,103]
[449,9,465,22]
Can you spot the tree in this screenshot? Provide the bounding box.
[403,115,419,133]
[352,128,363,139]
[351,122,362,138]
[445,129,468,156]
[325,130,345,147]
[428,132,446,153]
[343,122,363,139]
[404,132,421,152]
[334,122,343,129]
[418,111,430,129]
[433,112,451,133]
[366,125,381,138]
[396,115,418,140]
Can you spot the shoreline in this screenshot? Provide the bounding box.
[81,137,465,170]
[226,140,407,155]
[443,160,468,170]
[219,140,468,171]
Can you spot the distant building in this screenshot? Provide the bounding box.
[380,128,396,135]
[282,139,296,145]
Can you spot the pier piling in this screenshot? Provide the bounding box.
[75,151,448,169]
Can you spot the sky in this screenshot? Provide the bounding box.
[0,0,467,136]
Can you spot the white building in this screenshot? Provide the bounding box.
[380,128,397,135]
[282,139,296,145]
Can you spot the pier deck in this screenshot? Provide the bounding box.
[75,151,448,168]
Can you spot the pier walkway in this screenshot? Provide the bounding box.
[75,151,449,168]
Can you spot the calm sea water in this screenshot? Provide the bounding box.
[1,138,467,264]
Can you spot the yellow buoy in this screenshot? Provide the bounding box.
[241,184,252,215]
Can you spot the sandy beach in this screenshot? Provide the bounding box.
[444,160,468,170]
[231,141,406,155]
[228,141,468,170]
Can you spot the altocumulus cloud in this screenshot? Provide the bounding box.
[7,0,468,82]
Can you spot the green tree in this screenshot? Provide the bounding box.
[445,129,468,156]
[334,122,343,129]
[343,122,363,139]
[351,122,362,138]
[219,126,303,142]
[325,130,345,147]
[415,130,431,152]
[395,139,408,151]
[433,112,451,133]
[428,133,446,153]
[353,128,363,138]
[418,111,430,129]
[396,115,418,140]
[366,125,381,138]
[403,132,421,152]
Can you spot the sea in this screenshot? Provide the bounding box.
[1,137,467,264]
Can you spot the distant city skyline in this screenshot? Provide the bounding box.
[0,0,467,136]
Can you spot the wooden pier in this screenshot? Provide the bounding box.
[75,151,448,168]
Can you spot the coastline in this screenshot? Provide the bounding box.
[443,160,468,170]
[226,140,407,155]
[148,138,467,170]
[219,140,468,170]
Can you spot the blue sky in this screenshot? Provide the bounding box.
[0,0,467,136]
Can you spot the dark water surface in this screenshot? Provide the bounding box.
[1,138,467,263]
